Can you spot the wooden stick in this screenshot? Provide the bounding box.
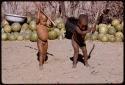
[95,9,100,22]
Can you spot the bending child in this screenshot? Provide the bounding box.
[70,14,97,68]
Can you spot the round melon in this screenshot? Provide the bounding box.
[29,21,36,30]
[21,23,29,30]
[91,34,98,40]
[11,23,21,32]
[3,25,11,33]
[115,37,123,42]
[13,32,19,39]
[101,35,108,42]
[30,31,38,42]
[48,30,58,40]
[108,26,116,35]
[85,33,92,40]
[1,19,9,27]
[57,22,65,29]
[115,24,123,32]
[98,33,104,40]
[111,19,120,27]
[115,32,123,39]
[54,18,63,25]
[24,34,31,40]
[27,16,32,23]
[107,24,112,29]
[98,24,107,28]
[17,34,24,41]
[121,21,124,27]
[8,34,16,41]
[99,26,108,34]
[25,29,32,35]
[54,28,60,36]
[108,35,116,42]
[2,33,8,41]
[1,28,4,33]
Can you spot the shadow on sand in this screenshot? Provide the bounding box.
[37,52,48,62]
[70,44,95,65]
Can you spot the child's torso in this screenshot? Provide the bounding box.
[36,25,48,41]
[72,26,87,42]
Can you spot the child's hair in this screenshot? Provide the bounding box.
[78,14,88,21]
[78,14,88,29]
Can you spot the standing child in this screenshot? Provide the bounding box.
[36,9,49,70]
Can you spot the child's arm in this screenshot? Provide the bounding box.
[75,26,91,35]
[90,22,97,33]
[36,10,40,24]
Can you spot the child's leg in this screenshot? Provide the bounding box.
[81,46,89,67]
[37,39,45,69]
[72,39,79,68]
[43,41,48,63]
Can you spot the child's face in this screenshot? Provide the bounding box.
[79,17,88,26]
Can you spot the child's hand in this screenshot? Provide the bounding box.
[87,28,92,32]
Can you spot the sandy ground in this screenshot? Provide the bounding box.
[2,39,123,84]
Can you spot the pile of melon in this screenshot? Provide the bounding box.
[1,16,38,42]
[48,17,66,40]
[85,19,124,42]
[1,16,66,41]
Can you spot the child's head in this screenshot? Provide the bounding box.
[40,12,48,25]
[78,14,88,26]
[103,9,109,14]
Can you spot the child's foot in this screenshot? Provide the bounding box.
[72,64,77,68]
[84,61,90,67]
[39,65,43,70]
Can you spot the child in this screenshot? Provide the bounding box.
[65,14,97,68]
[36,9,49,70]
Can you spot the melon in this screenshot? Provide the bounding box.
[1,28,4,33]
[108,35,116,42]
[24,34,31,40]
[108,26,116,35]
[98,33,104,40]
[2,33,8,41]
[17,34,24,41]
[101,35,108,42]
[57,22,65,29]
[99,26,108,34]
[91,34,98,40]
[11,23,21,32]
[13,32,19,39]
[3,25,11,33]
[27,16,32,23]
[30,31,38,42]
[1,19,9,27]
[21,23,29,30]
[54,28,60,36]
[107,24,112,29]
[48,30,58,40]
[115,37,123,42]
[85,33,92,40]
[111,19,120,27]
[29,21,36,30]
[54,18,63,25]
[115,24,123,32]
[8,34,16,41]
[25,29,32,35]
[115,32,123,39]
[98,24,107,28]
